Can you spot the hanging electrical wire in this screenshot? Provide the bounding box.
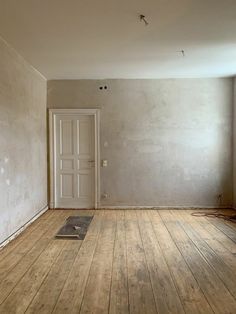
[139,14,149,26]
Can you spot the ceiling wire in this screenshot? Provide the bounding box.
[139,14,149,26]
[139,16,186,58]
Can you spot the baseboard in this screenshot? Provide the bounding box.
[0,204,48,250]
[100,205,232,209]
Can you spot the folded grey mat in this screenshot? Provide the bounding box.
[55,216,93,240]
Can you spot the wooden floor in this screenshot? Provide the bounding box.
[1,210,236,313]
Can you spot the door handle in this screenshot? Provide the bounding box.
[88,160,95,163]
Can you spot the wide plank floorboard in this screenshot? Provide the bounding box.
[1,209,236,313]
[109,210,129,314]
[136,210,184,314]
[125,210,157,314]
[159,210,236,314]
[148,210,213,314]
[0,210,72,305]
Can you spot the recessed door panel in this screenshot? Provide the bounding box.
[77,119,91,156]
[77,173,92,198]
[61,159,74,171]
[59,120,73,155]
[60,174,74,198]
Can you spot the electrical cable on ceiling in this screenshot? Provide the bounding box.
[140,14,149,26]
[178,50,186,57]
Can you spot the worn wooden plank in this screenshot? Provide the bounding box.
[148,210,213,314]
[179,210,236,272]
[79,210,117,314]
[0,210,54,259]
[159,210,236,314]
[125,210,157,314]
[109,210,129,314]
[52,210,103,314]
[0,239,66,313]
[190,210,236,254]
[173,210,236,299]
[0,211,76,306]
[136,210,184,314]
[26,240,82,314]
[0,209,93,281]
[206,215,236,245]
[1,209,236,314]
[0,210,64,284]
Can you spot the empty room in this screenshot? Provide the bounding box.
[1,0,236,313]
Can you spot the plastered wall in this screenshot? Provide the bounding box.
[233,78,236,208]
[0,37,47,244]
[47,79,233,207]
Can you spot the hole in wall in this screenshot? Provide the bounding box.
[99,85,108,90]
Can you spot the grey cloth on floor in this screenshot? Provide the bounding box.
[55,216,93,240]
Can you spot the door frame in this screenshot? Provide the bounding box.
[49,108,100,209]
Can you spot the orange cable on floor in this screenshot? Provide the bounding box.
[191,211,236,223]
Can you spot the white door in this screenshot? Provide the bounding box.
[54,114,95,208]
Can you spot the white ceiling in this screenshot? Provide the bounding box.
[0,0,236,79]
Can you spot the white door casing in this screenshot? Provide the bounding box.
[56,114,95,208]
[49,109,100,209]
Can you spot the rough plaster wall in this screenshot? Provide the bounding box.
[0,37,47,244]
[47,79,233,207]
[233,77,236,208]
